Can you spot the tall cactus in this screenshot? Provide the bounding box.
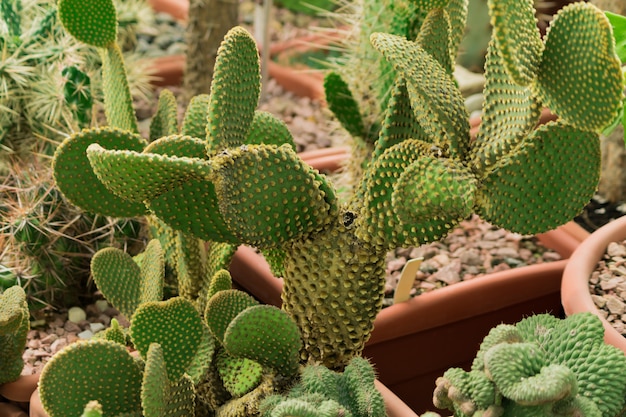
[52,0,623,378]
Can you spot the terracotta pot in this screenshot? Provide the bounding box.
[561,215,626,353]
[0,374,40,416]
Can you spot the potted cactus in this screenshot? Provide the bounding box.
[30,237,405,417]
[49,0,622,414]
[0,286,40,416]
[426,312,626,416]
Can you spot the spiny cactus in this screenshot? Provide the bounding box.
[431,313,626,417]
[259,357,386,417]
[0,0,154,155]
[52,0,622,378]
[0,159,144,310]
[0,285,29,384]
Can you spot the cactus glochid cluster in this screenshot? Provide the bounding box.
[430,313,626,417]
[45,0,624,413]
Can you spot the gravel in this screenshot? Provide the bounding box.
[589,240,626,335]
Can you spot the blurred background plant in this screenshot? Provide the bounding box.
[0,0,156,161]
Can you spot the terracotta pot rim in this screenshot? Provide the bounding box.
[561,215,626,351]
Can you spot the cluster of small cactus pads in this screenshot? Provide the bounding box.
[3,0,624,414]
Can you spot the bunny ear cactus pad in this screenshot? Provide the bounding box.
[537,2,623,132]
[488,0,543,86]
[87,142,212,204]
[142,137,240,244]
[246,111,297,150]
[205,289,259,343]
[392,156,477,227]
[470,38,540,175]
[215,349,264,397]
[210,144,338,248]
[181,94,211,139]
[150,89,179,141]
[39,340,143,417]
[476,121,600,234]
[130,297,204,381]
[207,26,261,152]
[224,305,302,377]
[370,32,469,159]
[91,240,164,319]
[324,72,367,139]
[53,127,148,217]
[58,0,117,47]
[142,343,170,417]
[416,8,453,75]
[0,286,29,384]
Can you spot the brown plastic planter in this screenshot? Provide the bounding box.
[562,215,626,353]
[0,374,40,417]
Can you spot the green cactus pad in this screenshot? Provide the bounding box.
[206,269,233,301]
[207,26,261,151]
[150,89,179,141]
[142,343,170,417]
[445,0,468,63]
[476,121,600,234]
[216,349,264,397]
[370,32,469,159]
[205,289,259,343]
[413,0,451,10]
[224,304,302,377]
[370,80,428,163]
[52,127,148,217]
[416,8,453,74]
[140,136,240,243]
[470,39,540,176]
[174,232,205,301]
[392,156,477,227]
[360,139,461,248]
[341,357,386,417]
[135,239,167,304]
[87,143,212,203]
[246,111,297,150]
[39,339,143,417]
[58,0,117,47]
[0,286,28,384]
[101,45,139,133]
[0,285,27,334]
[164,374,195,416]
[537,2,623,132]
[91,241,164,319]
[181,94,211,139]
[185,323,216,385]
[102,318,128,346]
[130,297,204,381]
[81,401,104,417]
[324,72,366,139]
[210,144,337,248]
[488,0,543,86]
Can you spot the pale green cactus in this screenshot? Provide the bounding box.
[431,313,626,417]
[0,285,29,384]
[52,0,622,384]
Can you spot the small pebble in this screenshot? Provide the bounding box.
[68,306,87,323]
[78,330,95,340]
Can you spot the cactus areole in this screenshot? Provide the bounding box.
[53,0,624,372]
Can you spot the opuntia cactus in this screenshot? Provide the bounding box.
[431,313,626,417]
[52,0,622,381]
[0,285,29,384]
